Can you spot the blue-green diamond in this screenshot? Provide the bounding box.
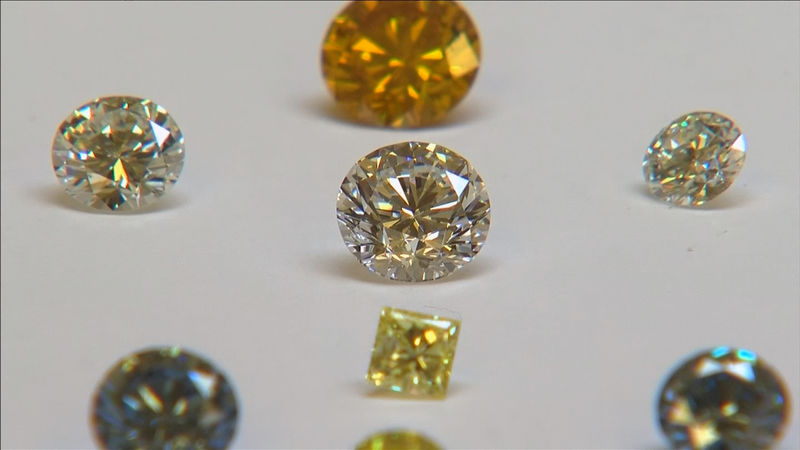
[92,347,238,449]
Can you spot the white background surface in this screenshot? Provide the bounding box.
[2,2,799,449]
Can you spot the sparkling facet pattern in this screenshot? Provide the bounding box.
[52,96,185,211]
[658,347,789,450]
[321,1,481,127]
[92,347,238,450]
[337,141,490,282]
[643,111,746,206]
[366,307,461,398]
[356,430,442,450]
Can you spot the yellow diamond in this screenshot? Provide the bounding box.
[367,307,461,398]
[355,430,442,450]
[321,1,481,127]
[643,111,746,206]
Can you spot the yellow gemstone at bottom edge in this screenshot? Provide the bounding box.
[355,430,442,450]
[321,1,481,127]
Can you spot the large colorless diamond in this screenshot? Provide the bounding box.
[337,141,490,281]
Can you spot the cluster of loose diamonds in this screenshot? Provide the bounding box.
[41,1,788,448]
[321,1,481,127]
[337,141,490,282]
[52,96,185,211]
[643,111,746,206]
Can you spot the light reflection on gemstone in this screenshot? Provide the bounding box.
[657,347,789,449]
[643,111,745,206]
[91,347,238,449]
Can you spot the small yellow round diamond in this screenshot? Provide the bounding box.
[321,1,481,127]
[355,430,442,450]
[643,111,746,206]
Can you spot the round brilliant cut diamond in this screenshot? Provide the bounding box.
[92,347,238,449]
[657,347,789,449]
[52,96,185,211]
[337,141,490,282]
[643,111,746,206]
[321,1,481,127]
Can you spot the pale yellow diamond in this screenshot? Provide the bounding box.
[643,111,746,206]
[52,96,185,211]
[366,307,461,398]
[337,141,490,282]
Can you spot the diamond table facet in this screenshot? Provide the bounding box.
[367,307,461,398]
[92,347,238,450]
[657,347,789,450]
[52,96,185,211]
[321,0,481,127]
[643,111,746,206]
[337,141,490,282]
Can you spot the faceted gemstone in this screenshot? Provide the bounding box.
[643,111,746,206]
[366,307,461,398]
[657,347,789,450]
[92,347,238,450]
[337,141,490,282]
[355,430,442,450]
[52,96,185,211]
[321,1,481,127]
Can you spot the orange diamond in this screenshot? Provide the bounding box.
[321,1,481,127]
